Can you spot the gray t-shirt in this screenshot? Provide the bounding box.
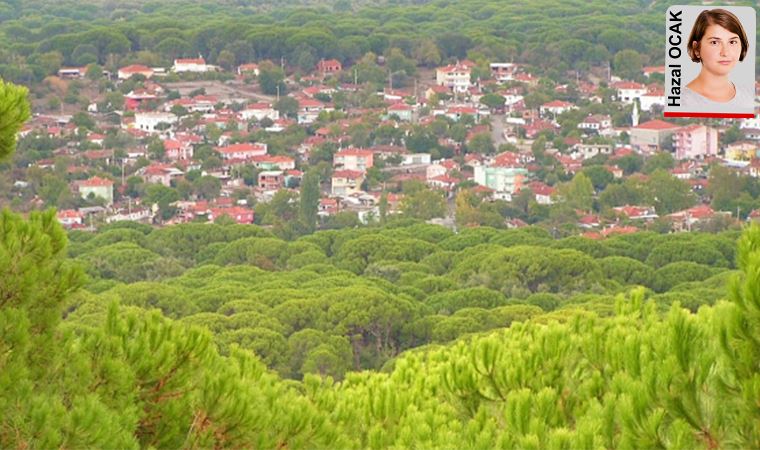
[681,83,755,113]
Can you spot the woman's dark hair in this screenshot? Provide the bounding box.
[687,8,749,63]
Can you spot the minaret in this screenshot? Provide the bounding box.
[632,100,639,127]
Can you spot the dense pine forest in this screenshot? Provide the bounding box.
[5,0,759,84]
[3,193,760,448]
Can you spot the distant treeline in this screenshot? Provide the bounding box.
[0,0,699,84]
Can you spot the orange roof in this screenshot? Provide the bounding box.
[336,148,373,157]
[57,209,82,218]
[119,64,152,73]
[388,103,413,111]
[163,139,182,150]
[252,154,294,163]
[676,124,704,133]
[602,225,639,236]
[216,143,267,154]
[613,81,645,90]
[635,119,680,131]
[332,169,364,179]
[175,58,205,65]
[238,63,258,71]
[80,176,113,187]
[542,100,573,108]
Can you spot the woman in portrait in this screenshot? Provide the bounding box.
[683,8,754,111]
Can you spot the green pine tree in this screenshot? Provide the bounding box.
[0,79,31,161]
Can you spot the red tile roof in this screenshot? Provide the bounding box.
[333,169,364,179]
[120,64,152,73]
[80,176,113,187]
[635,119,680,131]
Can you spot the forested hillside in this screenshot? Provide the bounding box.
[2,0,743,84]
[2,207,760,448]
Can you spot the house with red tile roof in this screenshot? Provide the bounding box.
[427,174,459,192]
[612,81,647,103]
[317,59,342,74]
[526,181,555,205]
[388,103,414,121]
[163,139,194,160]
[209,206,254,224]
[643,66,666,77]
[667,204,731,231]
[251,154,296,171]
[554,154,583,174]
[319,197,340,216]
[640,87,666,111]
[331,169,365,195]
[258,170,285,191]
[513,72,538,86]
[435,61,472,93]
[78,176,114,205]
[630,120,681,153]
[297,98,329,124]
[523,120,559,139]
[173,57,212,73]
[539,100,576,117]
[118,64,154,80]
[334,148,374,172]
[601,225,639,237]
[613,205,658,221]
[237,63,259,76]
[216,143,267,162]
[577,114,611,131]
[56,209,84,228]
[578,214,601,228]
[140,163,184,186]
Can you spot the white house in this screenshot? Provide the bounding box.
[613,81,647,103]
[640,91,666,111]
[331,170,365,195]
[239,103,279,122]
[436,62,472,93]
[489,63,519,82]
[402,153,432,165]
[134,112,178,133]
[118,64,154,80]
[334,148,374,172]
[571,143,613,160]
[577,114,611,131]
[388,103,414,121]
[78,176,114,205]
[540,100,576,118]
[173,57,212,73]
[216,143,268,161]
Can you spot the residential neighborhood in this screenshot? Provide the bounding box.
[7,55,760,237]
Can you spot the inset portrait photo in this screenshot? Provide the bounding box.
[665,5,756,118]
